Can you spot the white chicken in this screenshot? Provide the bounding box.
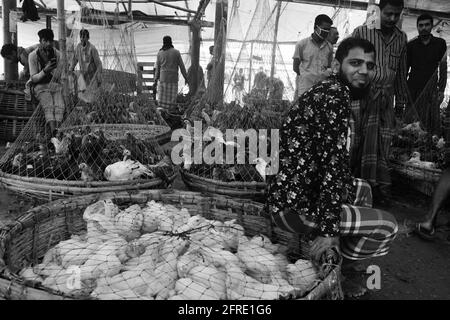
[12,153,23,168]
[104,149,154,181]
[51,132,72,155]
[254,157,270,181]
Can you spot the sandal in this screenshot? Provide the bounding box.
[414,223,437,241]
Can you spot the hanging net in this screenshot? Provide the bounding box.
[0,2,174,198]
[179,0,290,190]
[224,0,293,107]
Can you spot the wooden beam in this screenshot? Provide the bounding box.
[2,0,18,81]
[277,0,450,20]
[46,15,52,29]
[57,0,69,105]
[270,1,282,79]
[4,8,213,28]
[212,0,228,104]
[188,22,201,96]
[149,0,197,14]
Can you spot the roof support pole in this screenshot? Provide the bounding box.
[2,0,18,81]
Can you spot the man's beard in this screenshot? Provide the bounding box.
[419,32,431,39]
[338,70,370,100]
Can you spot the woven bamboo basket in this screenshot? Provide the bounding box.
[0,189,342,300]
[0,115,30,142]
[391,160,441,196]
[0,86,34,117]
[180,169,267,201]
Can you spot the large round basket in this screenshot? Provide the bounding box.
[0,171,178,202]
[180,169,267,201]
[391,160,441,196]
[0,189,342,300]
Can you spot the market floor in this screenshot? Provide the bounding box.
[0,144,449,300]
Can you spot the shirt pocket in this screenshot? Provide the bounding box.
[388,52,401,71]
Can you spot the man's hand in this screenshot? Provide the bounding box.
[44,59,57,74]
[309,236,340,264]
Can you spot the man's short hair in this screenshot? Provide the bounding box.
[379,0,404,10]
[335,37,376,63]
[314,14,333,27]
[163,36,172,45]
[1,43,17,58]
[38,28,54,41]
[417,13,433,26]
[80,29,90,38]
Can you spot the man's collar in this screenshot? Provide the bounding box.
[309,35,327,48]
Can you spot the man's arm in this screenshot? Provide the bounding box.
[394,41,410,111]
[178,52,188,82]
[438,42,447,96]
[70,45,79,72]
[29,51,47,84]
[154,53,161,83]
[92,46,103,73]
[406,41,412,77]
[292,41,303,75]
[293,58,300,75]
[316,91,351,238]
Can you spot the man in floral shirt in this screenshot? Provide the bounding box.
[265,37,398,297]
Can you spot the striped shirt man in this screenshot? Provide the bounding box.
[351,24,409,195]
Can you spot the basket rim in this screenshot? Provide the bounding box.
[0,170,178,187]
[390,159,442,175]
[180,169,267,188]
[60,123,171,134]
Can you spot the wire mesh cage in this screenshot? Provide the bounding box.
[0,189,342,300]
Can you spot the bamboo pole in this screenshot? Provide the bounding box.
[128,0,133,21]
[270,1,282,79]
[213,0,228,104]
[2,0,18,81]
[57,0,68,105]
[189,21,201,96]
[249,41,254,92]
[46,15,52,29]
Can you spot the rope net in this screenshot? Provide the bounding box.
[224,0,293,104]
[0,2,174,186]
[17,198,339,300]
[180,0,291,185]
